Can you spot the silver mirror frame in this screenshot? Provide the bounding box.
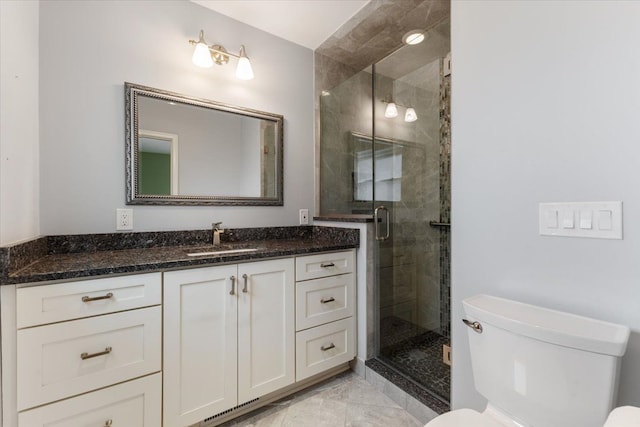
[125,82,284,206]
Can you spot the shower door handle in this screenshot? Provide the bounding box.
[374,205,390,241]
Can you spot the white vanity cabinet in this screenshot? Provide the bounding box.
[1,248,356,427]
[2,273,163,427]
[163,258,295,427]
[294,250,356,381]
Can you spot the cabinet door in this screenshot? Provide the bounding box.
[237,258,295,403]
[164,266,238,427]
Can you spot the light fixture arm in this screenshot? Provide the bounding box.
[188,39,242,60]
[381,98,410,109]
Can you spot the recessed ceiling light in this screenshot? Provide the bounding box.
[403,30,425,45]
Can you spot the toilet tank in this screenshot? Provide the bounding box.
[463,295,630,427]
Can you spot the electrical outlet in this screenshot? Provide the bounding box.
[116,208,133,230]
[299,209,309,225]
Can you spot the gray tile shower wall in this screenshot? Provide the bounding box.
[319,70,373,215]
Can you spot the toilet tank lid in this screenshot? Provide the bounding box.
[604,406,640,427]
[463,295,630,356]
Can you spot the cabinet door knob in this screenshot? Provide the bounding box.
[104,420,113,427]
[321,343,335,351]
[321,297,335,304]
[82,292,113,303]
[230,276,236,295]
[242,273,248,293]
[80,346,112,360]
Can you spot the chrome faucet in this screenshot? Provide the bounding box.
[212,222,224,246]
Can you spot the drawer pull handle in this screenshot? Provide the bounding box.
[82,292,113,303]
[320,262,335,268]
[321,297,335,304]
[242,273,248,293]
[104,420,113,427]
[81,346,112,360]
[321,343,336,351]
[230,276,236,295]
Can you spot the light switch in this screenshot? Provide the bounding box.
[539,202,622,239]
[599,210,613,230]
[579,210,592,229]
[545,210,559,228]
[562,211,574,229]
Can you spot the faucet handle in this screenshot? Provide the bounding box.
[212,221,223,229]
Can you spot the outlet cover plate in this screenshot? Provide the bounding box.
[116,208,133,230]
[299,209,309,225]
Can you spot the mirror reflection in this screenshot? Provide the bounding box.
[126,83,283,205]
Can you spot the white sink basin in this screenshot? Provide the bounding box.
[186,248,258,257]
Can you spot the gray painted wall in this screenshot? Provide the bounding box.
[451,0,640,410]
[0,1,40,246]
[39,1,314,235]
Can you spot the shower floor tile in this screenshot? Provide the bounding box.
[379,316,451,403]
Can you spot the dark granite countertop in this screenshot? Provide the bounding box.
[314,214,373,223]
[1,226,358,285]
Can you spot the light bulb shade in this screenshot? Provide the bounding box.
[384,102,398,118]
[404,107,418,122]
[192,42,213,68]
[236,57,254,80]
[235,45,254,80]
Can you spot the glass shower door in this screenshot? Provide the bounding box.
[373,41,450,403]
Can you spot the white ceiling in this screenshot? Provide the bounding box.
[190,0,370,50]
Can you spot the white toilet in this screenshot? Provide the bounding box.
[426,294,631,427]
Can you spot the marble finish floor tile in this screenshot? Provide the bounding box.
[219,372,423,427]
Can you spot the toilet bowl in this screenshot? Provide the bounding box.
[425,295,630,427]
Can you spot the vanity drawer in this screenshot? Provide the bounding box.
[296,273,355,331]
[17,272,162,328]
[295,317,355,381]
[17,306,162,411]
[18,373,161,427]
[295,250,354,281]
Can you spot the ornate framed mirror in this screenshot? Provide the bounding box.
[125,83,283,205]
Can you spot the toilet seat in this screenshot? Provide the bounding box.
[425,408,507,427]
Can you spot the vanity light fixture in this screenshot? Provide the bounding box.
[382,98,418,122]
[189,30,254,80]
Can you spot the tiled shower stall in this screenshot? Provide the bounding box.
[318,17,452,409]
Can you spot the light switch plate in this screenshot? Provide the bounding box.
[539,202,622,239]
